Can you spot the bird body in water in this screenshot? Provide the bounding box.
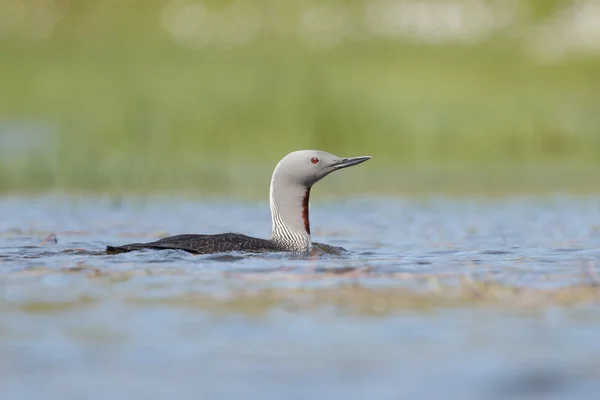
[106,150,371,256]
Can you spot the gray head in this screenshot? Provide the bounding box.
[272,150,371,188]
[269,150,371,253]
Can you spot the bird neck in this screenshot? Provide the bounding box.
[269,176,312,253]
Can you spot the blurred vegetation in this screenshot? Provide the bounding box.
[0,0,599,196]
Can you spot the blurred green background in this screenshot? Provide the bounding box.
[1,0,599,196]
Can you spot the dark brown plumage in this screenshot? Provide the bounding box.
[106,233,287,255]
[106,233,347,255]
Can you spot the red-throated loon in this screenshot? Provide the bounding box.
[106,150,371,255]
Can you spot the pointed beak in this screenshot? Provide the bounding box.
[331,156,371,170]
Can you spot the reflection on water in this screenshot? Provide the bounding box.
[2,194,600,399]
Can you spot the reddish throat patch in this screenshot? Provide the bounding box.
[302,188,311,235]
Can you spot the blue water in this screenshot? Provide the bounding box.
[2,194,600,399]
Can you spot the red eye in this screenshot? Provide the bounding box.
[311,157,319,164]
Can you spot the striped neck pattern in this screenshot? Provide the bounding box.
[270,186,312,254]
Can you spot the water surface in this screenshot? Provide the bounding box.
[2,194,600,399]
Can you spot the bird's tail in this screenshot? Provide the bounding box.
[106,245,133,254]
